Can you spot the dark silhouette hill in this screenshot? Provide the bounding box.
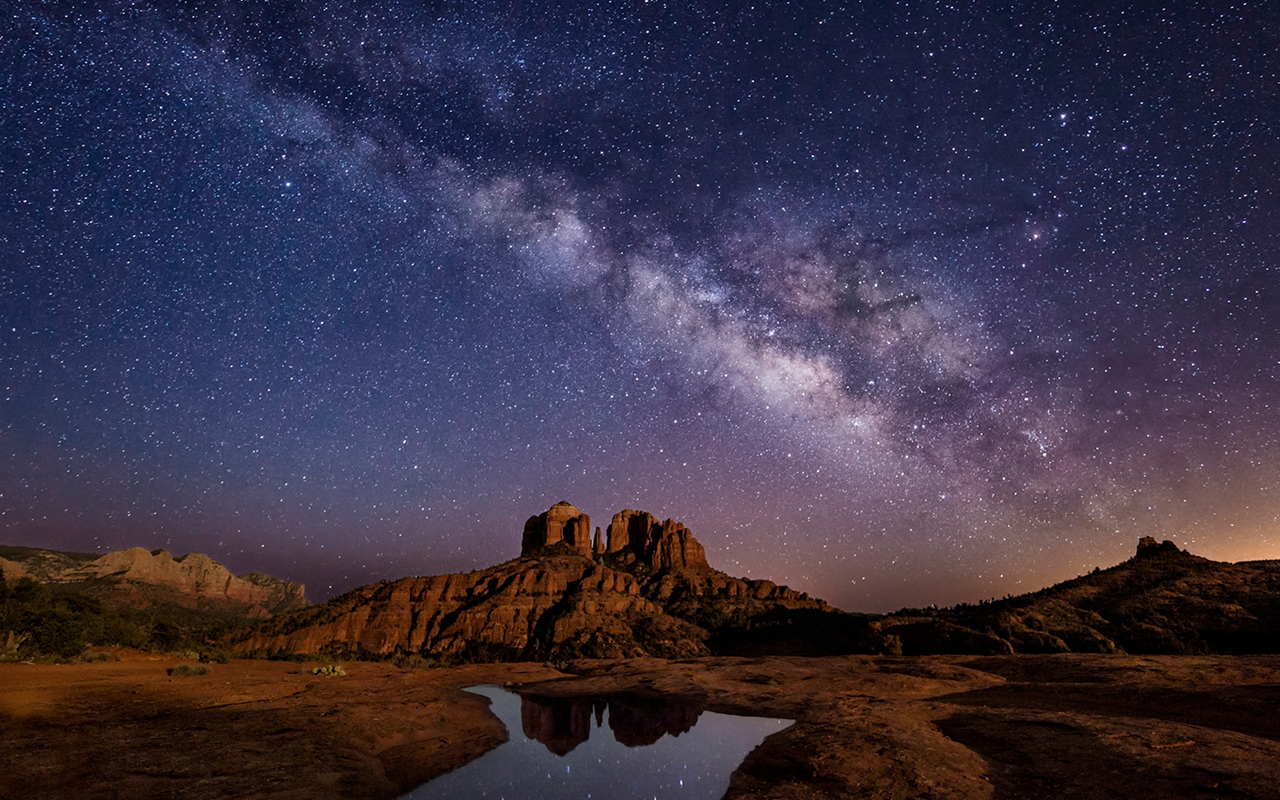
[878,537,1280,655]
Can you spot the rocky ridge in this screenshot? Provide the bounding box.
[0,544,307,619]
[877,537,1280,655]
[234,523,1280,660]
[239,502,826,659]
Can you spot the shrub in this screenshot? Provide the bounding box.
[391,653,449,670]
[31,606,90,657]
[169,663,211,677]
[880,633,904,657]
[311,664,346,677]
[267,651,329,662]
[1,629,30,662]
[200,648,232,664]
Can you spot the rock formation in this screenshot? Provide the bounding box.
[876,537,1280,655]
[233,510,1280,661]
[520,505,710,570]
[606,696,702,747]
[0,543,307,618]
[521,501,594,557]
[520,695,601,755]
[239,502,827,660]
[518,692,703,754]
[605,510,709,571]
[1135,536,1184,558]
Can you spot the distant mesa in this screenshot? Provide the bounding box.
[0,543,306,618]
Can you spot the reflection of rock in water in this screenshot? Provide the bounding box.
[519,696,601,755]
[608,697,702,747]
[519,693,704,755]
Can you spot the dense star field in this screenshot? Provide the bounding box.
[2,1,1277,609]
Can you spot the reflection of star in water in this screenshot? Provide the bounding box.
[408,687,790,799]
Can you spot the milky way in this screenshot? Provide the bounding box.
[3,1,1278,609]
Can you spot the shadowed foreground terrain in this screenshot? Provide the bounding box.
[2,651,1278,799]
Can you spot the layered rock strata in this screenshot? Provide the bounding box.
[521,501,594,558]
[0,544,307,618]
[521,504,709,571]
[241,502,826,659]
[605,510,708,571]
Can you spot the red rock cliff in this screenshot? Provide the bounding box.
[239,501,827,660]
[522,501,595,557]
[0,544,306,618]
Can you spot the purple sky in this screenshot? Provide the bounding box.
[3,0,1278,611]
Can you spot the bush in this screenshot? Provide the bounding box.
[30,605,90,657]
[169,663,211,677]
[0,575,215,658]
[311,664,346,677]
[100,615,150,649]
[391,653,449,670]
[266,651,329,662]
[200,647,232,664]
[1,629,30,662]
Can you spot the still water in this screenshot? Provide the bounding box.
[402,686,793,800]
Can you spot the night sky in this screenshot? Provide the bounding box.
[3,1,1278,611]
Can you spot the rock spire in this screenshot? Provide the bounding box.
[520,502,709,571]
[521,501,594,557]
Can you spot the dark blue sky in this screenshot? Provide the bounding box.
[3,0,1278,610]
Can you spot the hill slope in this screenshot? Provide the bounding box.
[235,520,1280,660]
[0,544,307,619]
[238,502,828,660]
[880,537,1280,655]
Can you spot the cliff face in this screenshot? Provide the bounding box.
[240,502,826,659]
[0,544,306,618]
[521,505,709,571]
[604,510,708,571]
[522,501,595,558]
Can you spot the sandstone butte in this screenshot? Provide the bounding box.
[238,501,828,660]
[0,545,307,619]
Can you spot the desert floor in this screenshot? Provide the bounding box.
[2,650,1278,799]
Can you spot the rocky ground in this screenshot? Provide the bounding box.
[2,650,1278,799]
